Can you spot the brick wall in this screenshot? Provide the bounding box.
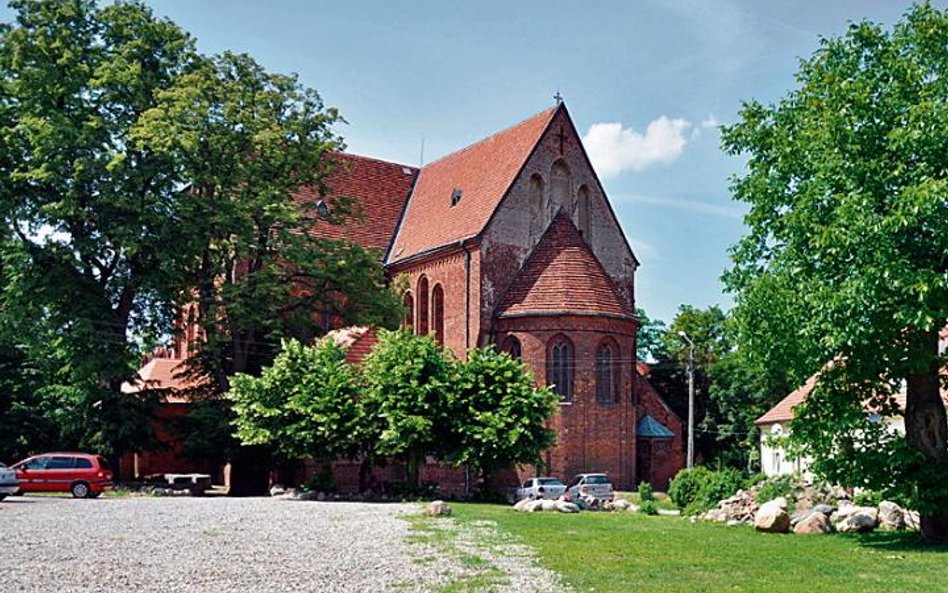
[497,314,638,489]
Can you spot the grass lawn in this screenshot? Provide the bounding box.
[447,503,948,593]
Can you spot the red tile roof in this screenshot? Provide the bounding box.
[755,374,818,424]
[325,326,379,365]
[496,212,634,319]
[388,107,557,263]
[121,357,200,403]
[298,153,417,254]
[756,370,948,425]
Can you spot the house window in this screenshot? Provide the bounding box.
[432,284,444,345]
[547,335,574,401]
[403,293,414,332]
[417,276,429,335]
[595,340,619,403]
[551,160,571,211]
[502,336,522,359]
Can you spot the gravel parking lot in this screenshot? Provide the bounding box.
[0,496,456,592]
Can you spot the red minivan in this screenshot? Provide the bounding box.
[12,453,113,498]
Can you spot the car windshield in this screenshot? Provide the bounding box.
[538,478,564,486]
[585,475,611,485]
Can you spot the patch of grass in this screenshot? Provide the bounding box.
[405,513,507,592]
[448,503,948,593]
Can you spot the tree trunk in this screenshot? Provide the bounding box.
[904,330,948,543]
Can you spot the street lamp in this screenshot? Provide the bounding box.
[678,330,695,469]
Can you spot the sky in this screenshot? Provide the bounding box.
[3,0,938,323]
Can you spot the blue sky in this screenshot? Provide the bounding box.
[5,1,936,323]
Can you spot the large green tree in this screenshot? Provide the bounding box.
[0,0,194,460]
[453,347,557,491]
[226,338,362,463]
[360,329,458,489]
[134,50,402,388]
[722,3,948,541]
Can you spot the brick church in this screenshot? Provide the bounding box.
[128,103,684,491]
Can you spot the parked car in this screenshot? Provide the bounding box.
[0,462,19,500]
[11,452,113,498]
[565,473,614,501]
[516,477,567,501]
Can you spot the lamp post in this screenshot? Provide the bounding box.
[678,331,695,469]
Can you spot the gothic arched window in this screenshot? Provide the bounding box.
[578,185,591,240]
[547,335,574,401]
[432,284,444,345]
[417,276,429,335]
[551,160,571,211]
[403,292,414,332]
[529,173,546,237]
[502,335,522,360]
[596,339,619,403]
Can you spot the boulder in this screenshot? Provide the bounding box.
[837,512,876,533]
[812,504,835,516]
[878,501,905,531]
[704,508,729,522]
[554,500,580,513]
[424,500,452,517]
[760,496,788,512]
[613,499,631,511]
[794,512,831,535]
[526,500,545,513]
[269,485,287,497]
[626,503,640,513]
[657,509,681,516]
[513,498,532,512]
[602,501,615,512]
[754,505,791,533]
[296,490,319,501]
[726,519,743,527]
[904,510,921,532]
[706,489,759,524]
[541,499,557,512]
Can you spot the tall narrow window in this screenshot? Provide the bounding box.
[529,174,545,237]
[502,335,522,359]
[403,293,414,332]
[596,340,619,403]
[432,284,444,345]
[417,276,429,335]
[578,185,591,240]
[547,335,574,401]
[551,160,571,211]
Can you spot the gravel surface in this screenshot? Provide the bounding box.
[0,496,455,592]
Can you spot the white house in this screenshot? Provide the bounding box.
[756,331,948,477]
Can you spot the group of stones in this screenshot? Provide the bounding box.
[703,487,919,535]
[512,495,662,514]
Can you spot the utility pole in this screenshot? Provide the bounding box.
[678,331,695,469]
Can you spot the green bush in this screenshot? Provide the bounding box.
[853,490,883,507]
[638,499,658,515]
[302,467,336,494]
[668,467,713,509]
[637,481,654,503]
[756,474,795,504]
[686,468,745,515]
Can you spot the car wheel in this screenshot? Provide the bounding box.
[70,481,91,499]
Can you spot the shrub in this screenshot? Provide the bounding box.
[684,467,745,516]
[637,481,654,503]
[639,499,658,515]
[853,489,883,508]
[668,467,713,509]
[756,474,795,505]
[302,466,336,494]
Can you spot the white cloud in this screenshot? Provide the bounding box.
[701,114,719,129]
[583,116,691,179]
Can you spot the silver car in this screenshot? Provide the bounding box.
[516,477,567,501]
[566,473,614,501]
[0,463,19,500]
